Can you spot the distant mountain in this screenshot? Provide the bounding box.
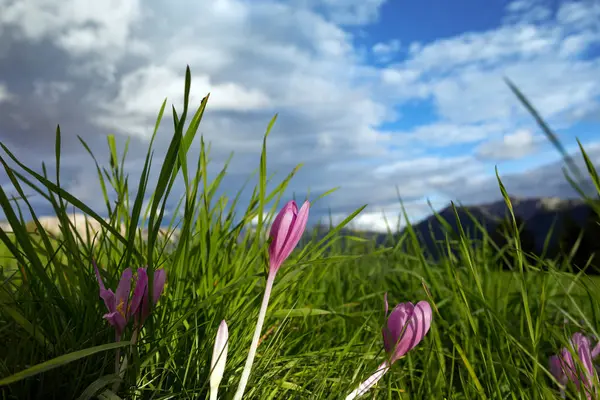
[301,196,598,264]
[405,196,594,261]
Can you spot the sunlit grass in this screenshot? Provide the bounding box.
[0,68,599,399]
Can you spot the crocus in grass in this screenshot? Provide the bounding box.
[345,293,433,400]
[93,261,167,340]
[233,200,310,400]
[268,200,310,274]
[93,260,133,341]
[550,332,600,399]
[128,267,167,326]
[210,320,229,400]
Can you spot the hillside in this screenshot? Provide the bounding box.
[304,197,598,264]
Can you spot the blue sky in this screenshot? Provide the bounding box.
[0,0,599,232]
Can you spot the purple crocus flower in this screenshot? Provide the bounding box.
[345,293,433,400]
[382,293,433,363]
[93,260,133,341]
[268,200,310,275]
[93,261,166,339]
[233,200,310,400]
[550,332,599,399]
[128,267,167,326]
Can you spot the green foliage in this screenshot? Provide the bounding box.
[490,215,537,271]
[0,69,599,399]
[559,203,600,275]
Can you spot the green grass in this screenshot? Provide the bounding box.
[0,68,599,399]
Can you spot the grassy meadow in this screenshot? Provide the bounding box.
[0,69,599,399]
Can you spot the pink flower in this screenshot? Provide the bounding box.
[550,332,599,399]
[128,267,167,325]
[93,260,133,341]
[93,261,166,339]
[233,200,310,400]
[268,200,310,275]
[345,294,433,400]
[382,293,433,364]
[549,355,568,387]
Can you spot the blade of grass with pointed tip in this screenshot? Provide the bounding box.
[504,77,589,191]
[0,145,138,257]
[0,341,130,386]
[76,374,122,400]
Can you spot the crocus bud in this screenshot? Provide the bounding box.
[549,354,568,386]
[268,200,310,275]
[345,294,433,400]
[551,332,599,400]
[592,341,600,359]
[210,320,229,400]
[382,293,433,364]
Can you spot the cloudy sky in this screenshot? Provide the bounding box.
[1,0,600,231]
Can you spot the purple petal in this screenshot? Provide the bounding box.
[268,200,310,274]
[573,333,595,391]
[93,261,115,311]
[99,288,116,313]
[92,259,106,291]
[392,301,432,361]
[139,268,167,323]
[560,346,579,388]
[269,200,297,241]
[152,269,167,304]
[114,268,132,318]
[129,268,148,318]
[280,200,309,257]
[592,341,600,359]
[103,311,127,336]
[549,355,567,385]
[382,302,413,355]
[269,201,297,271]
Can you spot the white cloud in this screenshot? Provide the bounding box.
[476,129,539,160]
[331,203,425,233]
[381,2,600,130]
[392,122,504,147]
[0,83,12,103]
[556,0,600,28]
[0,0,142,59]
[33,81,73,103]
[372,39,401,63]
[94,65,272,135]
[1,0,600,234]
[298,0,387,25]
[503,0,552,24]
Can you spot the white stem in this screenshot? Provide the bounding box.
[210,321,229,400]
[345,361,390,400]
[233,274,275,400]
[210,387,219,400]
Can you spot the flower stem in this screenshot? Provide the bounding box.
[345,361,390,400]
[114,348,121,379]
[233,273,275,400]
[112,328,139,393]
